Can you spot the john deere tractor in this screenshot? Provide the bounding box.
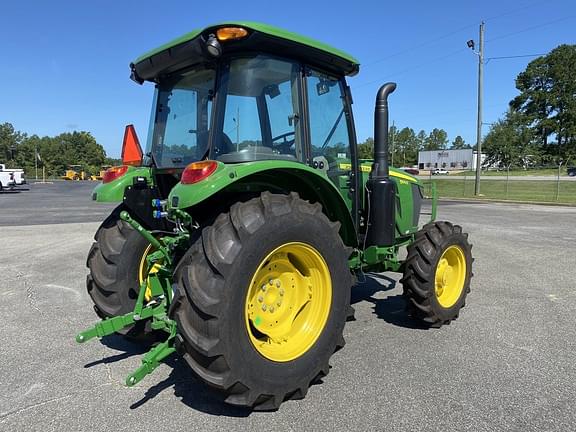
[78,22,473,410]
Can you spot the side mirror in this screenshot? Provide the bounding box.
[121,124,143,166]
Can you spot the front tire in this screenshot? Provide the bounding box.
[401,221,472,327]
[171,192,352,410]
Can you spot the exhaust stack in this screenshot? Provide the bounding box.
[365,82,397,247]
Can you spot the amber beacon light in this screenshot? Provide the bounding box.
[216,27,249,41]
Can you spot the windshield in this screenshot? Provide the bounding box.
[145,55,307,168]
[214,56,303,163]
[146,64,215,167]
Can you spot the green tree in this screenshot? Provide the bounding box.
[0,122,26,164]
[483,110,537,169]
[510,44,576,159]
[424,128,448,151]
[450,135,470,150]
[357,137,374,159]
[416,130,426,151]
[54,131,107,175]
[392,127,418,167]
[0,124,108,178]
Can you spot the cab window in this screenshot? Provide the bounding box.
[306,70,351,173]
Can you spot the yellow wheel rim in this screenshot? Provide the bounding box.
[244,242,332,362]
[138,244,161,302]
[435,245,467,308]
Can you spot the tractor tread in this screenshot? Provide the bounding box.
[401,221,472,327]
[172,192,352,410]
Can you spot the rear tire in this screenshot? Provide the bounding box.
[86,206,154,341]
[401,221,472,327]
[171,192,352,410]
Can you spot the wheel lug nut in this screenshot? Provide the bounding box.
[270,306,275,312]
[262,304,267,311]
[276,280,281,288]
[277,301,281,307]
[261,285,267,292]
[269,279,273,285]
[258,296,264,303]
[279,289,284,296]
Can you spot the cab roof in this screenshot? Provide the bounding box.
[131,21,360,82]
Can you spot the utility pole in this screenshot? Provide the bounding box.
[474,21,485,196]
[35,143,38,180]
[390,120,395,167]
[236,106,240,151]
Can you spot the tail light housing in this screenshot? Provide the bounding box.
[181,161,218,185]
[102,165,129,184]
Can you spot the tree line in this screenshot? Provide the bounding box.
[483,44,576,169]
[358,128,471,167]
[0,123,117,178]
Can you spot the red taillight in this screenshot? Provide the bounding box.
[181,161,218,185]
[102,165,129,183]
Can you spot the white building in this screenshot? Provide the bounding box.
[418,149,486,171]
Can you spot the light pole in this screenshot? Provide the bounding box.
[390,120,395,167]
[468,21,484,195]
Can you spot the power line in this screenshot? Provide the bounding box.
[363,23,476,68]
[361,0,553,69]
[486,53,545,62]
[486,15,575,43]
[355,14,567,89]
[483,0,551,22]
[355,47,468,88]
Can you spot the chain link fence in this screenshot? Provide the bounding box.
[422,169,576,204]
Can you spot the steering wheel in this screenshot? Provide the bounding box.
[271,131,295,154]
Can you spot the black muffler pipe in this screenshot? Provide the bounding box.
[365,82,397,248]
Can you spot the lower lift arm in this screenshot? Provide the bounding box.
[76,207,190,386]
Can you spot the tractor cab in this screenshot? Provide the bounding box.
[131,22,360,200]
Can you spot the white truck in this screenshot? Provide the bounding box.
[0,164,25,189]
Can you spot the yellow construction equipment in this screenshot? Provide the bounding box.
[90,165,111,181]
[62,165,86,181]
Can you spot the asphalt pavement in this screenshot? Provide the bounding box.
[0,181,116,225]
[1,182,575,431]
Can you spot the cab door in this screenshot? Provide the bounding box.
[304,68,359,223]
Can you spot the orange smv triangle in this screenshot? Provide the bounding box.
[121,124,143,166]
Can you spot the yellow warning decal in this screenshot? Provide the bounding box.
[338,163,417,183]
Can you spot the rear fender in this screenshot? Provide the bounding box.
[169,161,357,247]
[92,167,153,202]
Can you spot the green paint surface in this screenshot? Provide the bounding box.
[169,160,343,209]
[134,21,359,72]
[169,159,357,246]
[92,166,153,202]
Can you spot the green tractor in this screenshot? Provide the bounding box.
[78,22,473,410]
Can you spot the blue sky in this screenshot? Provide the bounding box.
[1,0,574,158]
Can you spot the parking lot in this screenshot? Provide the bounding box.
[1,182,575,431]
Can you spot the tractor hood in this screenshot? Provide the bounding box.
[131,21,360,83]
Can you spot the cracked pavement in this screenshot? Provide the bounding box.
[1,182,575,431]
